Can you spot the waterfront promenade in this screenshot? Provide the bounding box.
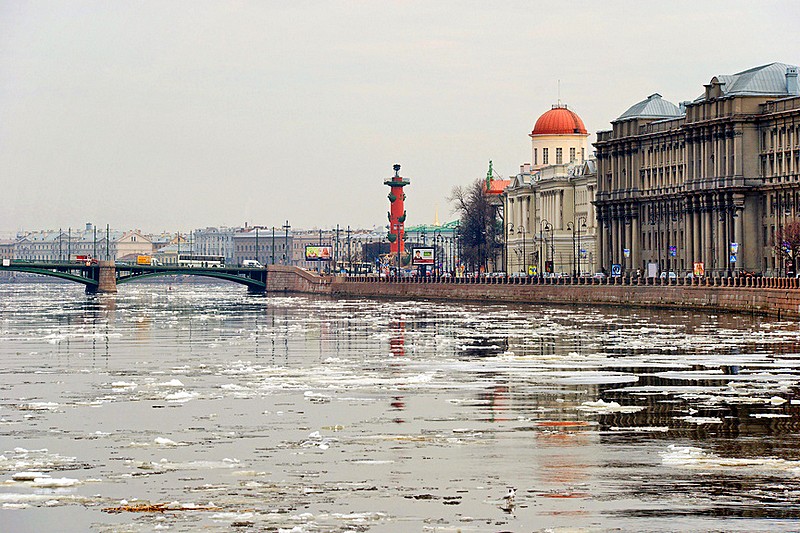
[266,265,800,319]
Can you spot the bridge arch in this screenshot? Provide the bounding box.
[0,266,99,289]
[116,269,266,291]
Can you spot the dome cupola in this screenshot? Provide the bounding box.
[531,104,587,136]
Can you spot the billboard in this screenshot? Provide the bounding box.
[693,261,705,277]
[411,247,434,265]
[305,245,332,261]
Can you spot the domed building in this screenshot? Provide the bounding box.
[530,104,590,170]
[502,103,598,276]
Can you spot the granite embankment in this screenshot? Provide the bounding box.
[265,265,800,319]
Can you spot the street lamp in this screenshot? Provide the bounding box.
[540,219,552,275]
[517,226,527,275]
[566,221,575,277]
[576,216,587,276]
[433,229,442,275]
[507,223,515,273]
[282,220,290,265]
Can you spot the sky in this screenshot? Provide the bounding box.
[1,1,798,237]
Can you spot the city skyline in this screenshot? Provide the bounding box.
[2,1,798,235]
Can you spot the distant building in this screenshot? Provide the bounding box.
[594,62,800,276]
[503,105,598,275]
[233,227,293,267]
[192,227,237,264]
[14,224,119,261]
[116,230,153,261]
[0,241,13,261]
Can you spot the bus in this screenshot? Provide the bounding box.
[336,262,374,275]
[177,254,225,268]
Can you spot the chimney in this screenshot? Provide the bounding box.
[786,66,799,95]
[85,222,93,231]
[521,162,531,174]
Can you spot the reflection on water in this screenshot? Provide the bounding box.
[1,280,800,532]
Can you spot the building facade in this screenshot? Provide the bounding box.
[504,105,598,275]
[594,62,800,277]
[192,227,237,264]
[233,227,293,267]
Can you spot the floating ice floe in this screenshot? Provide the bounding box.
[165,391,198,403]
[674,416,723,424]
[11,471,46,481]
[153,437,187,446]
[30,476,80,488]
[661,444,800,474]
[19,402,59,411]
[157,379,185,388]
[111,381,137,389]
[577,399,645,414]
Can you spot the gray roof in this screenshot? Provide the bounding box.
[616,93,682,121]
[696,62,800,100]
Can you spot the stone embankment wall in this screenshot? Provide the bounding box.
[266,265,332,295]
[268,267,800,319]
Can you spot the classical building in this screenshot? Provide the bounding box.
[233,227,293,267]
[503,105,598,275]
[14,224,124,261]
[594,62,800,276]
[192,226,237,264]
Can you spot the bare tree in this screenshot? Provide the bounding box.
[449,178,502,271]
[774,220,800,275]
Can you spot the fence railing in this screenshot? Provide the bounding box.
[339,274,800,290]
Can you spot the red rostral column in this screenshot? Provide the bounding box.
[384,164,410,254]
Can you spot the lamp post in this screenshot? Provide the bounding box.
[255,227,259,265]
[540,219,552,274]
[517,226,527,275]
[282,220,290,265]
[433,229,442,275]
[566,221,575,277]
[271,226,276,265]
[346,225,352,274]
[576,216,587,276]
[507,223,515,273]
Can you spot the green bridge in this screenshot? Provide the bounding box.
[0,261,268,293]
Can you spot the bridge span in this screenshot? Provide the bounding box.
[0,260,271,293]
[4,261,800,319]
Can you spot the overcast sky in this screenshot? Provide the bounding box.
[1,1,798,236]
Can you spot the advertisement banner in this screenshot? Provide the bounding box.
[693,261,705,277]
[412,247,435,265]
[305,245,332,261]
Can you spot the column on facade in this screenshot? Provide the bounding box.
[734,201,743,271]
[683,201,691,272]
[631,208,640,271]
[692,197,701,266]
[714,195,723,275]
[703,196,712,272]
[597,207,606,272]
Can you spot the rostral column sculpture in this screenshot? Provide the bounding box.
[385,164,410,254]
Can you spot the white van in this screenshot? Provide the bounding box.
[242,260,263,268]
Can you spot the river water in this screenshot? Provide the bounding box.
[2,280,800,532]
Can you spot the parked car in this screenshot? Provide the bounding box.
[659,271,677,280]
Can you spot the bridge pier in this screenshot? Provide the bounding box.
[88,260,117,293]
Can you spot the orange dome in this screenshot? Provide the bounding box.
[531,105,587,135]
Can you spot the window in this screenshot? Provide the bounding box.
[543,148,549,165]
[534,148,538,165]
[581,147,585,161]
[556,147,563,164]
[570,147,576,163]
